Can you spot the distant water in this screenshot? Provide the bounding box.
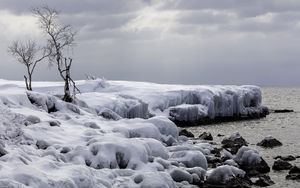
[187,87,300,188]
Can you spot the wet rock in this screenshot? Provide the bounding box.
[272,159,292,171]
[211,147,222,157]
[286,166,300,181]
[0,146,8,157]
[274,155,296,161]
[36,140,49,150]
[273,109,294,113]
[289,166,300,174]
[253,175,274,187]
[179,129,194,138]
[206,155,222,164]
[49,120,61,127]
[221,132,247,154]
[257,136,282,148]
[199,132,213,141]
[234,146,270,175]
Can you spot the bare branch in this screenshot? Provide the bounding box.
[33,6,79,102]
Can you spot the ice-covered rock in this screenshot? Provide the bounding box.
[169,104,208,122]
[206,165,249,187]
[234,146,270,174]
[74,80,269,122]
[170,168,193,183]
[170,150,208,169]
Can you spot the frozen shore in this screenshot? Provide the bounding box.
[0,79,271,187]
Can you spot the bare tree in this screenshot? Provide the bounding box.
[8,40,49,91]
[32,6,80,102]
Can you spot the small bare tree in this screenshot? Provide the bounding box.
[32,6,80,102]
[8,40,49,91]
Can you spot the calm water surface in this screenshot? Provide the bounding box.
[187,87,300,188]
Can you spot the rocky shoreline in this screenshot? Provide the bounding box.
[178,129,300,187]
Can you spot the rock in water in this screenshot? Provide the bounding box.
[272,159,293,171]
[274,155,296,161]
[199,132,213,141]
[257,136,282,148]
[221,132,248,154]
[286,166,300,180]
[253,175,274,187]
[179,129,194,138]
[274,109,294,113]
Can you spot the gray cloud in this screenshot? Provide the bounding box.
[0,0,300,86]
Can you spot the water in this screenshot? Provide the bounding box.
[187,87,300,187]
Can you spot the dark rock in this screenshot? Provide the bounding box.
[274,109,294,113]
[286,166,300,181]
[211,147,222,157]
[274,155,296,161]
[206,155,222,164]
[289,166,300,174]
[272,159,293,171]
[217,134,225,137]
[286,174,300,180]
[36,140,49,150]
[0,146,8,157]
[179,129,194,138]
[49,120,61,127]
[199,132,213,140]
[221,132,248,154]
[257,136,282,148]
[253,175,274,187]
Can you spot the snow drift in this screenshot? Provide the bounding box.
[0,79,268,187]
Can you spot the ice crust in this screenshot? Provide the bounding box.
[0,79,267,187]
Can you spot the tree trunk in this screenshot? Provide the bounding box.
[24,75,31,91]
[28,74,32,91]
[62,69,72,102]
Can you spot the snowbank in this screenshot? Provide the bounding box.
[0,79,269,187]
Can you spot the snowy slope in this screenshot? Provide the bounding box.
[0,79,268,187]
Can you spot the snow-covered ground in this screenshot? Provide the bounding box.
[0,79,268,187]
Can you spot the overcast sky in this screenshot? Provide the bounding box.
[0,0,300,86]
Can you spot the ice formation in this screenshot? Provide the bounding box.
[0,79,269,187]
